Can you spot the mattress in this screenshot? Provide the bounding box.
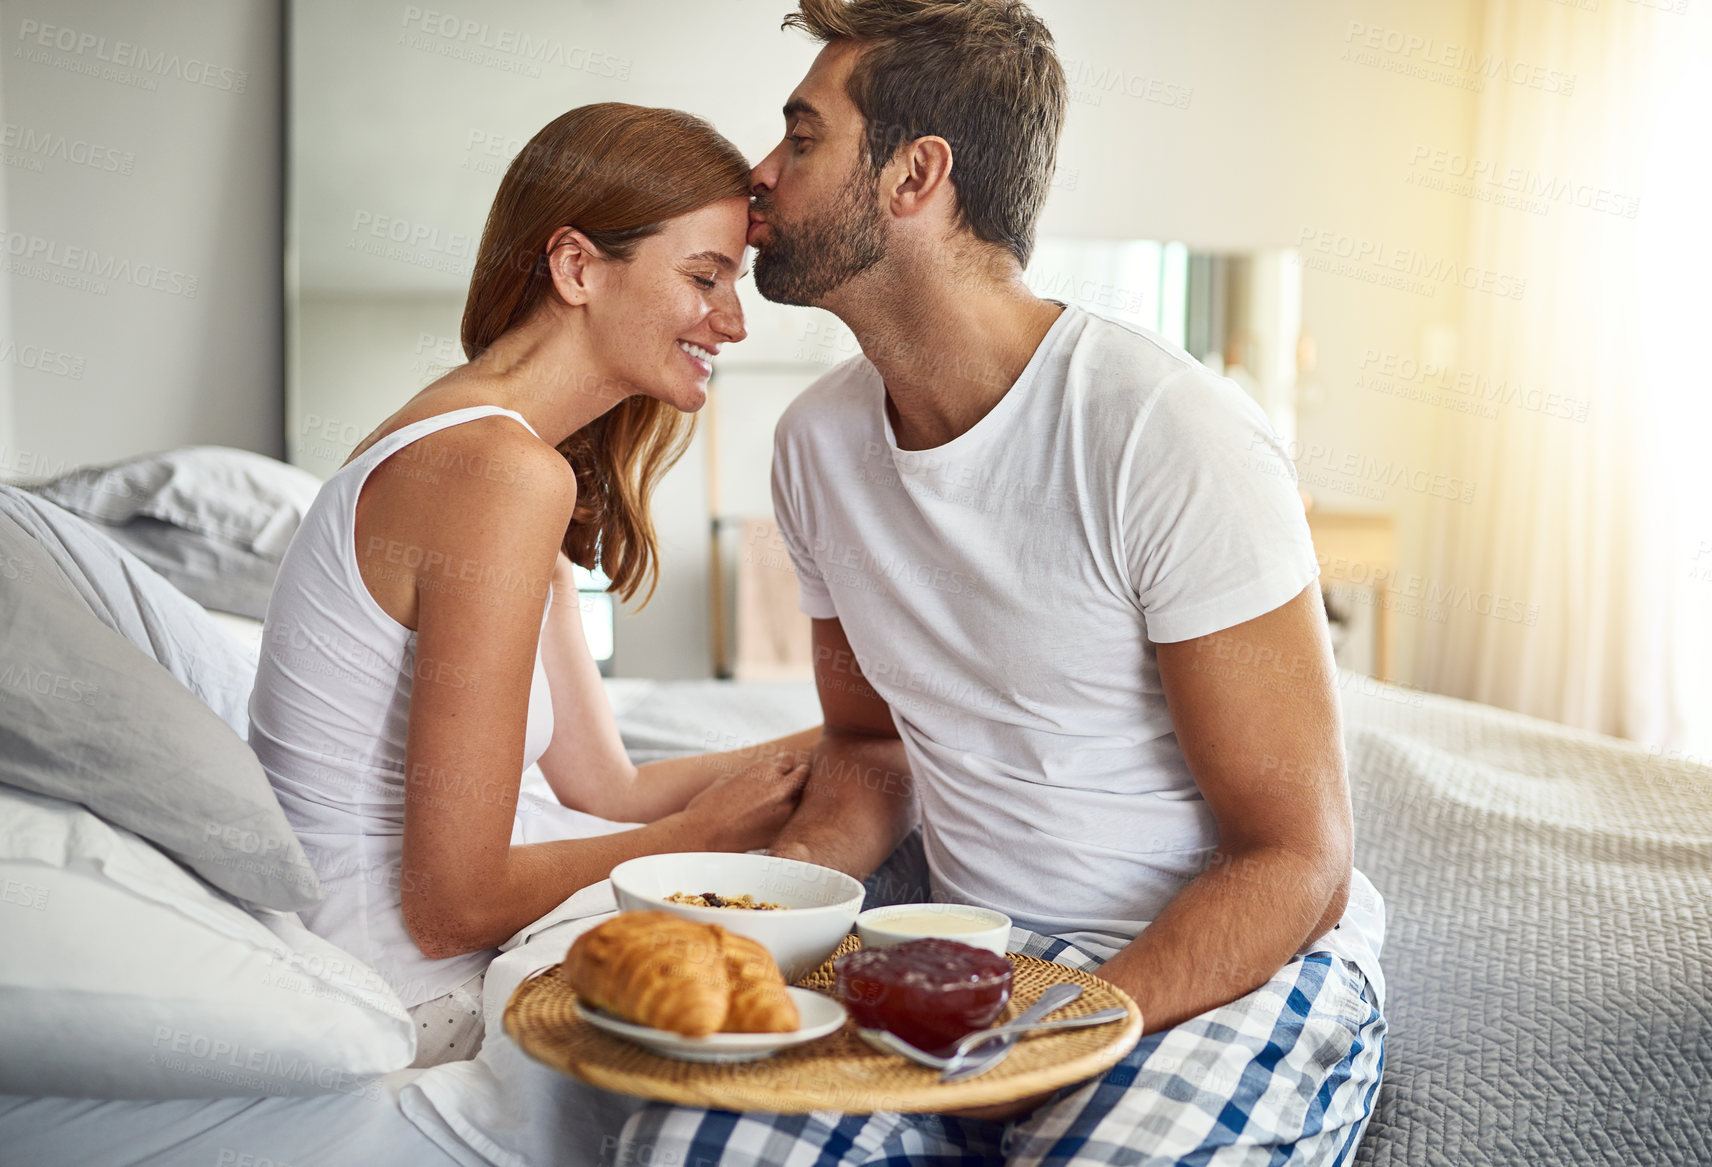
[0,1071,465,1167]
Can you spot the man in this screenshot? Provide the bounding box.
[618,0,1386,1161]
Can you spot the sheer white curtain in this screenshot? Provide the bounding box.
[1420,0,1712,754]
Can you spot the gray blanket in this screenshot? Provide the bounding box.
[1338,682,1712,1166]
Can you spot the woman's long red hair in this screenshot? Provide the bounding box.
[461,103,750,605]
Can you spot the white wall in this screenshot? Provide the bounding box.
[0,0,282,481]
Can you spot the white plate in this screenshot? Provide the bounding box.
[574,987,848,1063]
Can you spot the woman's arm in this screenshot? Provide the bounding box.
[393,434,808,959]
[534,550,822,822]
[625,725,821,820]
[530,552,635,810]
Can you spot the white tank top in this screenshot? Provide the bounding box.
[248,405,557,1006]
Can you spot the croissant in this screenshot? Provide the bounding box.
[561,911,801,1037]
[563,911,730,1036]
[720,931,800,1034]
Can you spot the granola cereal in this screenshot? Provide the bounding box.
[665,891,787,910]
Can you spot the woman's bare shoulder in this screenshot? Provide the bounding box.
[378,414,571,496]
[351,411,576,628]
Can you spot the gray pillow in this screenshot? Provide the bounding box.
[30,446,323,619]
[0,509,320,912]
[0,486,257,737]
[96,517,285,623]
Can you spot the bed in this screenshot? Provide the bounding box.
[1,454,1707,1167]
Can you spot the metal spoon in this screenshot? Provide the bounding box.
[855,985,1126,1081]
[857,1008,1128,1079]
[938,1006,1128,1082]
[949,983,1083,1066]
[858,1012,1125,1069]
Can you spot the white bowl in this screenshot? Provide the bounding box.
[608,852,865,983]
[855,903,1012,956]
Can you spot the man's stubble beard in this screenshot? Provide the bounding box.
[753,164,889,306]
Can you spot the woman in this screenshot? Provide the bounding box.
[248,104,817,1066]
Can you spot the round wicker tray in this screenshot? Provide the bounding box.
[503,934,1143,1114]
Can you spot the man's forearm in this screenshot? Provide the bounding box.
[1095,844,1350,1034]
[769,729,915,880]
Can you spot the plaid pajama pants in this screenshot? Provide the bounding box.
[612,931,1385,1166]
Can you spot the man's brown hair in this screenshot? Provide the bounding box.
[783,0,1066,268]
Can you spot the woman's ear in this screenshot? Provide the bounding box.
[545,226,602,306]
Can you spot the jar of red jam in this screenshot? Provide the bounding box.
[833,937,1013,1056]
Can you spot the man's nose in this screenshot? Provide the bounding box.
[749,145,781,196]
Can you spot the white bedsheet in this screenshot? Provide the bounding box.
[399,883,640,1167]
[0,1070,458,1167]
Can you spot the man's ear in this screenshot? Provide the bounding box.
[886,136,954,221]
[545,225,602,306]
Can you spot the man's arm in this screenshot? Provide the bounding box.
[767,617,916,878]
[1095,581,1353,1035]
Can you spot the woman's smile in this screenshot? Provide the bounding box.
[676,338,716,378]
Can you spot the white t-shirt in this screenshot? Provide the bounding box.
[770,302,1386,1007]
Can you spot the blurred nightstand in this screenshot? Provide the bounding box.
[1304,510,1397,682]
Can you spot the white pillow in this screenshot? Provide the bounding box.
[0,786,416,1098]
[29,446,324,619]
